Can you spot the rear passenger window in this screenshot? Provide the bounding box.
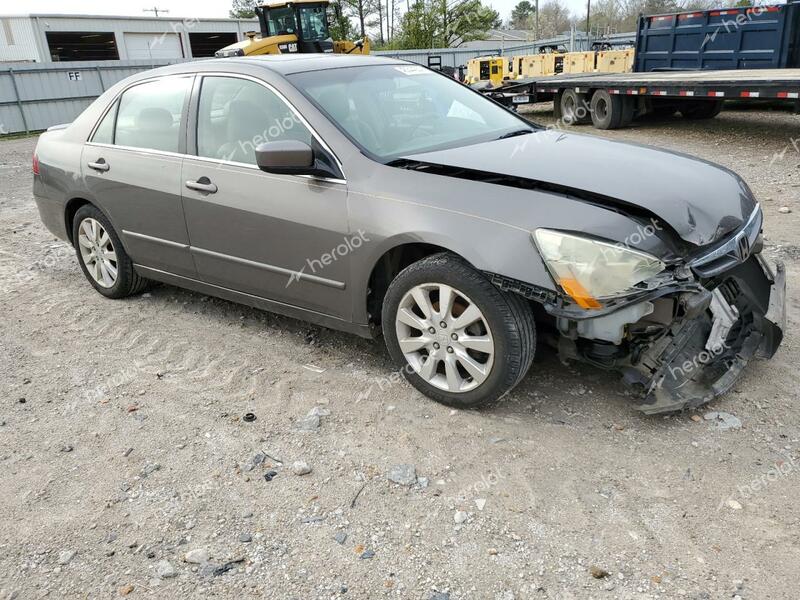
[196,76,312,165]
[114,77,190,153]
[92,102,117,144]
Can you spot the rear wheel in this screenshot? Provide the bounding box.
[590,89,626,130]
[680,99,724,120]
[560,89,591,125]
[648,99,678,118]
[382,253,535,409]
[72,204,149,299]
[619,95,635,127]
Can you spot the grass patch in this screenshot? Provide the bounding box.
[0,131,43,141]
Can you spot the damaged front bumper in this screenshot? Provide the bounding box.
[597,253,785,414]
[626,254,785,414]
[525,252,785,414]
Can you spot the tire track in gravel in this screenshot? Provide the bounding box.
[2,248,283,405]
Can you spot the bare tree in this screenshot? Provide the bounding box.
[537,0,573,38]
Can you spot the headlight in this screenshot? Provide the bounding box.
[533,229,666,309]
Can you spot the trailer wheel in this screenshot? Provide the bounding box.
[590,90,625,130]
[560,89,591,125]
[680,99,724,120]
[620,96,635,127]
[648,98,678,118]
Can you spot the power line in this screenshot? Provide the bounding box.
[143,7,170,18]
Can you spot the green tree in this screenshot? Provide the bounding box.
[229,0,259,19]
[395,0,439,48]
[366,0,387,43]
[329,0,357,40]
[343,0,374,37]
[510,1,536,29]
[392,0,499,48]
[445,0,501,46]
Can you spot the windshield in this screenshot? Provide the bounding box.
[288,64,532,161]
[266,6,296,36]
[298,5,329,41]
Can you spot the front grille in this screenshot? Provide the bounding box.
[717,279,741,306]
[689,207,762,277]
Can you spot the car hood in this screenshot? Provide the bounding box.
[402,130,757,247]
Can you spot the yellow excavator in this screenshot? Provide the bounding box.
[215,0,369,57]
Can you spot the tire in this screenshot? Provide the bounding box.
[620,95,635,127]
[382,252,536,409]
[560,89,591,125]
[72,204,150,299]
[648,99,678,118]
[680,99,724,120]
[590,89,625,130]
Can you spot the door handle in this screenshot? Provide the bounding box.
[185,177,218,194]
[88,159,110,172]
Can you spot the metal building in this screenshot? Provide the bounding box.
[0,13,259,63]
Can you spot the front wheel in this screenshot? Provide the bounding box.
[382,253,536,409]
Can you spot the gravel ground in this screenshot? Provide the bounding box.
[1,107,799,600]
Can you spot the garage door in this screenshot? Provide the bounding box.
[124,32,183,59]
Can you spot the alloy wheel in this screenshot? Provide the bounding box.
[77,217,118,288]
[395,283,495,393]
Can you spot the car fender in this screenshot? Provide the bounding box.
[349,223,554,325]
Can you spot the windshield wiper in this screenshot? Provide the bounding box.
[497,128,534,140]
[386,158,427,170]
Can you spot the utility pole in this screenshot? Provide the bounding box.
[535,0,539,41]
[143,7,169,18]
[585,0,590,45]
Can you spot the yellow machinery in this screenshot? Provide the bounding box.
[465,56,509,86]
[511,55,524,78]
[215,0,369,57]
[468,47,634,87]
[596,48,635,73]
[513,55,542,78]
[512,52,564,78]
[563,51,596,74]
[503,47,635,82]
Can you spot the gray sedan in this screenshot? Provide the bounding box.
[32,55,785,414]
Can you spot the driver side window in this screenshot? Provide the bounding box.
[196,76,313,165]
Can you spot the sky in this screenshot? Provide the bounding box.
[7,0,592,25]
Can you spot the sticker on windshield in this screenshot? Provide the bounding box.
[394,65,428,75]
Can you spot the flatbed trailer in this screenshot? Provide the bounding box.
[479,68,800,129]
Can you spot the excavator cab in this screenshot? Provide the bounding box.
[215,0,369,57]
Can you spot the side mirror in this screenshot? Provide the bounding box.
[255,140,341,179]
[255,140,314,174]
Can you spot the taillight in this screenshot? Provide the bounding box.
[32,153,40,176]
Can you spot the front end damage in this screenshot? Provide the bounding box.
[492,209,786,415]
[556,253,784,414]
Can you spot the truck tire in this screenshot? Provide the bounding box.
[680,99,724,120]
[648,98,678,118]
[560,89,591,125]
[382,252,535,409]
[620,95,635,127]
[590,89,625,130]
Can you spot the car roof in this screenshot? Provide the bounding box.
[216,53,406,75]
[131,54,410,86]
